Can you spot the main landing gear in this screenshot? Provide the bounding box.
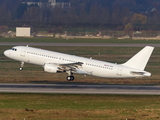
[66,71,75,81]
[66,76,74,81]
[20,62,24,71]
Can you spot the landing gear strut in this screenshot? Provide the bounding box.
[66,71,74,81]
[20,62,24,71]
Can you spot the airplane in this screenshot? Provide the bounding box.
[4,45,154,81]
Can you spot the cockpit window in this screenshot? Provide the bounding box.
[12,48,17,51]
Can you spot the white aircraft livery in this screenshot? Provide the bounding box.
[4,46,154,81]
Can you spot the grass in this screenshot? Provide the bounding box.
[1,37,160,44]
[0,94,159,120]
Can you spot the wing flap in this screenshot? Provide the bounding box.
[59,62,83,71]
[46,62,83,71]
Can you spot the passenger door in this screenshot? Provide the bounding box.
[117,66,123,76]
[20,47,27,57]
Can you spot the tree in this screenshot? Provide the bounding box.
[125,23,134,31]
[22,6,43,22]
[131,13,147,25]
[0,5,12,22]
[16,3,28,19]
[124,23,134,37]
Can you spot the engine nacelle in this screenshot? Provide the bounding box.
[44,64,58,73]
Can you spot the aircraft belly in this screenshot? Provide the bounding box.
[96,71,116,78]
[85,66,131,78]
[87,68,116,78]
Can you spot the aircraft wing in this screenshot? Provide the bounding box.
[46,62,83,71]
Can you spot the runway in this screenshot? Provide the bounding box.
[0,83,160,95]
[1,42,160,47]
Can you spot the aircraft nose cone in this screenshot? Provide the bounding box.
[4,50,7,56]
[4,50,9,57]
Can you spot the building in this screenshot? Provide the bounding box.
[22,0,71,9]
[16,27,31,37]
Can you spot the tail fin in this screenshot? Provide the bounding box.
[122,46,154,70]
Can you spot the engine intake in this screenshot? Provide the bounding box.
[44,64,58,73]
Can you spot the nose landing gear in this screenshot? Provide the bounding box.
[20,62,24,71]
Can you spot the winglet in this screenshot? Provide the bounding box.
[122,46,154,70]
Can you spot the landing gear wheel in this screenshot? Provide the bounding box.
[66,76,74,81]
[20,67,23,71]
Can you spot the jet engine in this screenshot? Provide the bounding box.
[43,64,59,73]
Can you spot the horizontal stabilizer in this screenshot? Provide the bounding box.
[130,71,151,77]
[130,71,145,75]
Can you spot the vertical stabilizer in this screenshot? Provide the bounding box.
[122,46,154,70]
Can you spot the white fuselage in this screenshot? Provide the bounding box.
[4,46,151,78]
